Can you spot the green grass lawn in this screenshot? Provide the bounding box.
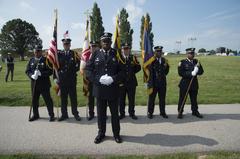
[0,151,240,159]
[0,55,239,106]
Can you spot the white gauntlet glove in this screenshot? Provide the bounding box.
[99,74,113,85]
[37,70,41,76]
[100,74,108,85]
[105,76,113,85]
[191,66,199,76]
[31,70,39,80]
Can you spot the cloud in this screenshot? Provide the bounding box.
[125,0,143,24]
[0,16,6,27]
[19,1,34,11]
[137,0,146,5]
[71,22,85,30]
[203,9,240,22]
[42,25,52,37]
[111,1,143,27]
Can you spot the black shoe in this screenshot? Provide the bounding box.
[74,115,81,121]
[29,116,39,122]
[177,113,183,119]
[160,113,168,119]
[192,111,203,118]
[49,116,55,122]
[130,114,138,120]
[94,135,105,144]
[87,115,94,121]
[147,113,153,119]
[119,114,125,120]
[58,115,69,121]
[114,136,122,143]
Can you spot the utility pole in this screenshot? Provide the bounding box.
[176,40,182,53]
[188,37,197,48]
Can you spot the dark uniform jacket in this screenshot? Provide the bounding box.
[25,56,52,90]
[6,56,14,67]
[119,54,141,88]
[148,57,169,88]
[178,58,204,90]
[56,50,80,87]
[85,48,124,100]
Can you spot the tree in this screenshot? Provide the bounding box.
[198,48,206,53]
[216,47,226,53]
[119,8,134,47]
[90,2,105,42]
[139,13,154,50]
[209,50,216,55]
[0,18,41,60]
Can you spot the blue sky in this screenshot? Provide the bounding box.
[0,0,240,52]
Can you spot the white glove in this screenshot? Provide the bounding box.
[99,74,108,85]
[191,66,199,76]
[37,70,41,76]
[31,74,38,80]
[105,76,113,86]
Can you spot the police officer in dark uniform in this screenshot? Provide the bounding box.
[87,41,100,121]
[177,48,204,119]
[55,37,81,121]
[26,44,55,122]
[119,43,141,120]
[147,46,169,119]
[5,53,14,82]
[85,32,124,144]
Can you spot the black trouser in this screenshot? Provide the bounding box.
[119,86,136,116]
[178,87,198,113]
[60,85,79,117]
[147,86,166,114]
[32,88,54,117]
[88,83,95,116]
[5,66,14,81]
[97,98,120,137]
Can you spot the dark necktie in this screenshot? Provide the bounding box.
[105,52,108,60]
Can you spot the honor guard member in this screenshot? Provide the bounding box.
[55,35,81,121]
[85,32,124,144]
[119,43,141,120]
[87,41,100,120]
[26,44,55,122]
[177,48,204,119]
[147,46,169,119]
[5,53,14,82]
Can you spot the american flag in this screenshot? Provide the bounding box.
[80,19,91,97]
[47,10,59,70]
[47,9,60,96]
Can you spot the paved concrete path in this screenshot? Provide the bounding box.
[0,104,240,155]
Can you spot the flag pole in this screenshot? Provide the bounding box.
[83,10,91,119]
[54,9,60,119]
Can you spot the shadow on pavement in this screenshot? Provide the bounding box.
[122,133,218,146]
[58,113,240,125]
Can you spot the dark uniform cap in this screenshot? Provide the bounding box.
[100,32,112,41]
[62,38,71,44]
[35,44,43,51]
[121,43,131,49]
[154,46,163,51]
[186,48,195,54]
[90,41,99,46]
